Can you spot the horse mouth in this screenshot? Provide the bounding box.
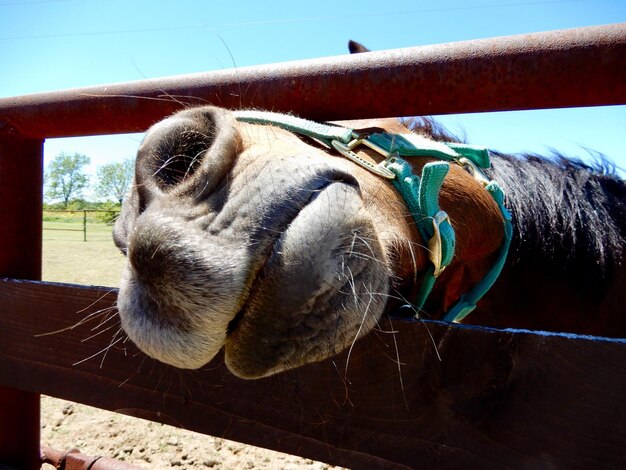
[221,175,390,379]
[225,175,359,339]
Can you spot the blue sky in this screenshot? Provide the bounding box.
[1,0,625,184]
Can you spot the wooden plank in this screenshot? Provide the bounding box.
[0,279,625,469]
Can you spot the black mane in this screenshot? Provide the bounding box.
[486,152,626,292]
[407,117,626,293]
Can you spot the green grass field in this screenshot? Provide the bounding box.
[42,221,125,287]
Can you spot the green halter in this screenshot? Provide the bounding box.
[234,110,513,323]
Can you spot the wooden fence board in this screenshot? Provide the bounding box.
[1,278,625,468]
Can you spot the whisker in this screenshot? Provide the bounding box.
[384,287,441,361]
[119,353,150,388]
[387,316,409,411]
[75,288,118,314]
[344,281,375,377]
[348,229,358,256]
[181,150,206,182]
[421,318,443,362]
[81,321,121,343]
[345,250,388,267]
[72,331,124,367]
[99,327,125,369]
[35,305,116,337]
[91,308,120,332]
[330,360,353,407]
[80,93,198,106]
[212,31,243,107]
[353,232,377,259]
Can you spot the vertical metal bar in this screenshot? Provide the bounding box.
[0,122,43,470]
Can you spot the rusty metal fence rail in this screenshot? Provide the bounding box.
[1,23,625,469]
[2,23,625,139]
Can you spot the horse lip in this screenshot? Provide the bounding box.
[225,172,359,338]
[226,292,250,337]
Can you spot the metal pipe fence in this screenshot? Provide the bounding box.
[42,210,120,242]
[0,23,624,139]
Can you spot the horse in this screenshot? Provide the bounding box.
[111,98,626,380]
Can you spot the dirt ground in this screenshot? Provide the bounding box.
[41,396,342,469]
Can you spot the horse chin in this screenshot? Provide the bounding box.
[115,211,250,370]
[223,182,391,379]
[117,291,221,370]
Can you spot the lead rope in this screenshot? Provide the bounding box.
[234,110,512,323]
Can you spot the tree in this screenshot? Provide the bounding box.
[95,159,134,204]
[45,152,90,208]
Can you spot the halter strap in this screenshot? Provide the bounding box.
[234,110,513,323]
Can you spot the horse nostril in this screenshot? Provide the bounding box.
[143,124,214,191]
[130,107,241,213]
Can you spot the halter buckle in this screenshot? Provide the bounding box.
[331,135,396,179]
[428,211,452,278]
[458,157,491,187]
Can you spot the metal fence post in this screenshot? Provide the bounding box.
[0,123,43,470]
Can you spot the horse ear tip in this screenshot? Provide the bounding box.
[348,40,370,54]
